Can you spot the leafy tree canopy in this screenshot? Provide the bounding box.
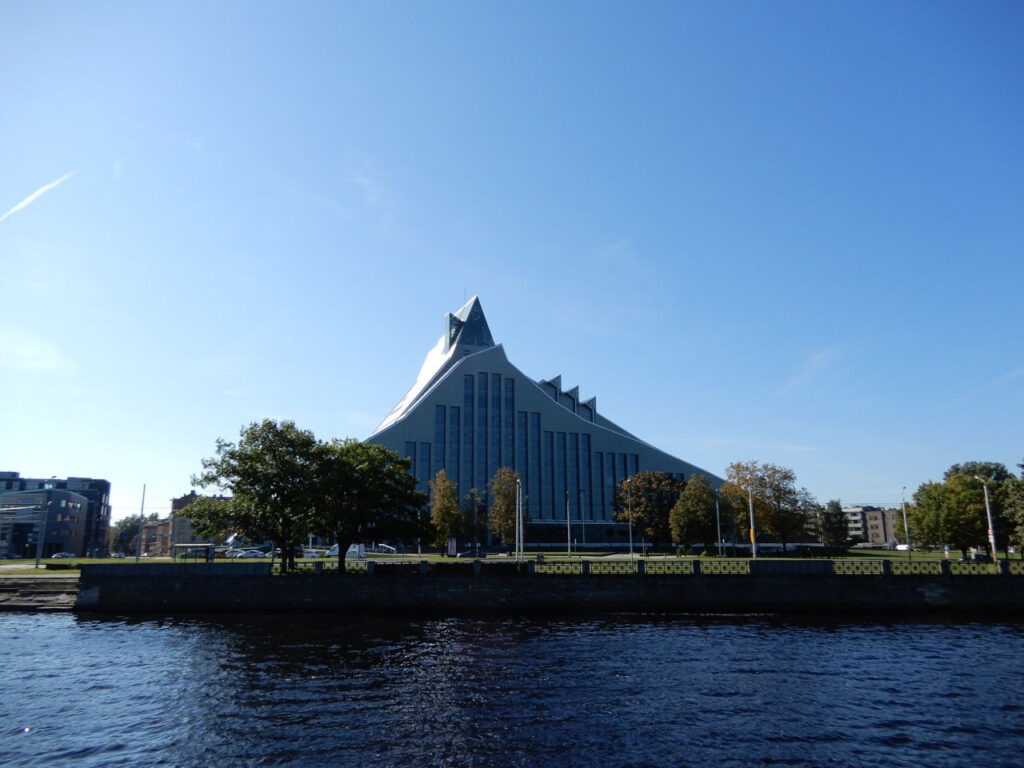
[190,420,425,571]
[429,469,461,549]
[718,460,814,551]
[669,473,719,552]
[488,467,520,546]
[613,471,686,548]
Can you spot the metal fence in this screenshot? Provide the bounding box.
[270,557,1024,577]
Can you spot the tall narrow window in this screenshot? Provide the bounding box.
[449,406,461,489]
[568,433,579,521]
[504,378,515,468]
[489,373,501,480]
[418,443,431,495]
[555,432,567,523]
[580,434,592,520]
[434,406,446,478]
[530,413,542,520]
[476,373,488,489]
[543,431,554,520]
[463,376,474,493]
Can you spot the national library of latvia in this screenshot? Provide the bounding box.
[368,297,721,544]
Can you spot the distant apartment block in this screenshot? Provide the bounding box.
[0,472,111,556]
[843,505,899,548]
[137,491,225,557]
[141,515,195,558]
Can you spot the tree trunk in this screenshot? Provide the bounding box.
[336,536,352,574]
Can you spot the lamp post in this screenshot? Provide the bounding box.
[747,484,758,560]
[626,478,635,564]
[715,491,723,558]
[565,491,571,557]
[900,486,911,561]
[134,484,147,563]
[33,502,52,569]
[515,478,523,563]
[974,475,1001,572]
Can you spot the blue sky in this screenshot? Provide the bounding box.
[2,1,1021,521]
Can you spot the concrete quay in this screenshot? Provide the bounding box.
[71,562,1024,617]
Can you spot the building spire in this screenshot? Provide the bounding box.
[444,295,494,351]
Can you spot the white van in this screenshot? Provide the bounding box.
[326,543,366,558]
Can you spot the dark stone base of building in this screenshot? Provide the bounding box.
[74,563,1024,617]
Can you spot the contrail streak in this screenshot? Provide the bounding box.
[0,171,76,225]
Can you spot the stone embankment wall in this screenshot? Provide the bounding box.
[74,562,1024,616]
[0,577,80,612]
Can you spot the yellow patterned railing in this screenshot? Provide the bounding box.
[833,560,885,576]
[890,561,943,576]
[589,560,638,575]
[645,560,696,575]
[534,561,584,575]
[950,562,998,576]
[700,559,751,575]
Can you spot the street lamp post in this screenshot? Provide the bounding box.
[900,486,911,561]
[515,479,523,563]
[565,491,571,558]
[626,478,635,564]
[134,484,147,563]
[33,503,52,569]
[715,492,723,558]
[974,475,1001,573]
[747,484,758,560]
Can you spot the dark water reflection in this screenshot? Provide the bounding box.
[3,612,1024,767]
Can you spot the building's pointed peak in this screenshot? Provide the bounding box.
[445,295,494,351]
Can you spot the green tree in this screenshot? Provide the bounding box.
[817,499,848,551]
[488,467,520,546]
[719,460,813,552]
[613,471,687,548]
[946,462,1016,558]
[191,419,318,572]
[429,468,461,549]
[669,473,718,553]
[1007,459,1024,558]
[312,439,426,570]
[911,461,1018,559]
[108,512,158,555]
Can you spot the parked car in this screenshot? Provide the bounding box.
[111,553,126,559]
[50,552,75,559]
[456,551,487,559]
[236,550,266,558]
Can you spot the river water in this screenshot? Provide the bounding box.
[2,612,1023,767]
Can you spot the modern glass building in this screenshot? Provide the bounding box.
[367,297,722,544]
[0,472,111,556]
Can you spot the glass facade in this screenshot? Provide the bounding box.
[369,299,716,538]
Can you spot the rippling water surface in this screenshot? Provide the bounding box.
[2,612,1023,767]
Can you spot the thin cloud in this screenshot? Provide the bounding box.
[777,347,843,395]
[350,172,387,209]
[0,326,73,372]
[0,171,76,225]
[952,363,1024,405]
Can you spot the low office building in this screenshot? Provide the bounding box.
[367,297,722,544]
[0,472,111,556]
[0,489,88,558]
